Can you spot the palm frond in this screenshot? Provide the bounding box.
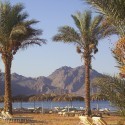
[24,19,39,26]
[90,15,103,36]
[10,24,27,39]
[71,14,81,32]
[73,11,92,47]
[12,3,24,14]
[97,26,117,40]
[12,38,46,55]
[72,11,91,35]
[92,17,117,40]
[53,26,80,43]
[21,38,46,48]
[85,0,125,20]
[0,1,45,55]
[93,75,125,113]
[82,11,91,33]
[84,0,125,36]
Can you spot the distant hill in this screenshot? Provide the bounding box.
[0,66,102,96]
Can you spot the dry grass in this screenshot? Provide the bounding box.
[103,115,125,125]
[0,113,124,125]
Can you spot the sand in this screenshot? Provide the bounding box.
[0,113,124,125]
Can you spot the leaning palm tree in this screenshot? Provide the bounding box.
[0,1,45,114]
[53,11,115,116]
[84,0,125,76]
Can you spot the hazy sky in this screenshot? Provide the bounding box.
[0,0,119,77]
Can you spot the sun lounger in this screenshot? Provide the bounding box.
[79,116,94,125]
[92,117,107,125]
[1,111,33,123]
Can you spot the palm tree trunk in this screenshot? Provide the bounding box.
[84,52,91,116]
[2,54,12,114]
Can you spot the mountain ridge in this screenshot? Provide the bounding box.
[0,65,102,96]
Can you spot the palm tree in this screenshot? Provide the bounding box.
[84,0,125,35]
[93,75,125,116]
[84,0,125,76]
[112,39,125,77]
[53,11,115,116]
[0,1,45,114]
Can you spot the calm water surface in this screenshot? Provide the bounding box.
[0,101,117,111]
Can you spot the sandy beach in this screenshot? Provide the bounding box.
[0,113,124,125]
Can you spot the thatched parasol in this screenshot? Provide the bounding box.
[52,94,84,102]
[91,93,107,101]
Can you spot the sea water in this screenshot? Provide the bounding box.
[0,100,117,111]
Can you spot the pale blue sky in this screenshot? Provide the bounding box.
[0,0,119,77]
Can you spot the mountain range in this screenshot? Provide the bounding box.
[0,66,102,96]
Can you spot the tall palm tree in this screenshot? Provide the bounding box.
[53,11,115,116]
[84,0,125,76]
[0,1,45,114]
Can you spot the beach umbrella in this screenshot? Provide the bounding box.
[28,94,56,101]
[91,93,108,110]
[28,96,36,109]
[28,94,57,109]
[12,95,29,102]
[12,95,29,109]
[53,94,84,101]
[52,94,84,107]
[91,93,107,101]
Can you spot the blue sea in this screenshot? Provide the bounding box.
[0,100,117,111]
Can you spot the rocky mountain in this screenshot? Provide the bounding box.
[0,65,102,96]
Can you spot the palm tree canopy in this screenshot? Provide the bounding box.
[92,75,125,115]
[84,0,125,36]
[112,37,125,76]
[53,11,116,56]
[0,1,45,56]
